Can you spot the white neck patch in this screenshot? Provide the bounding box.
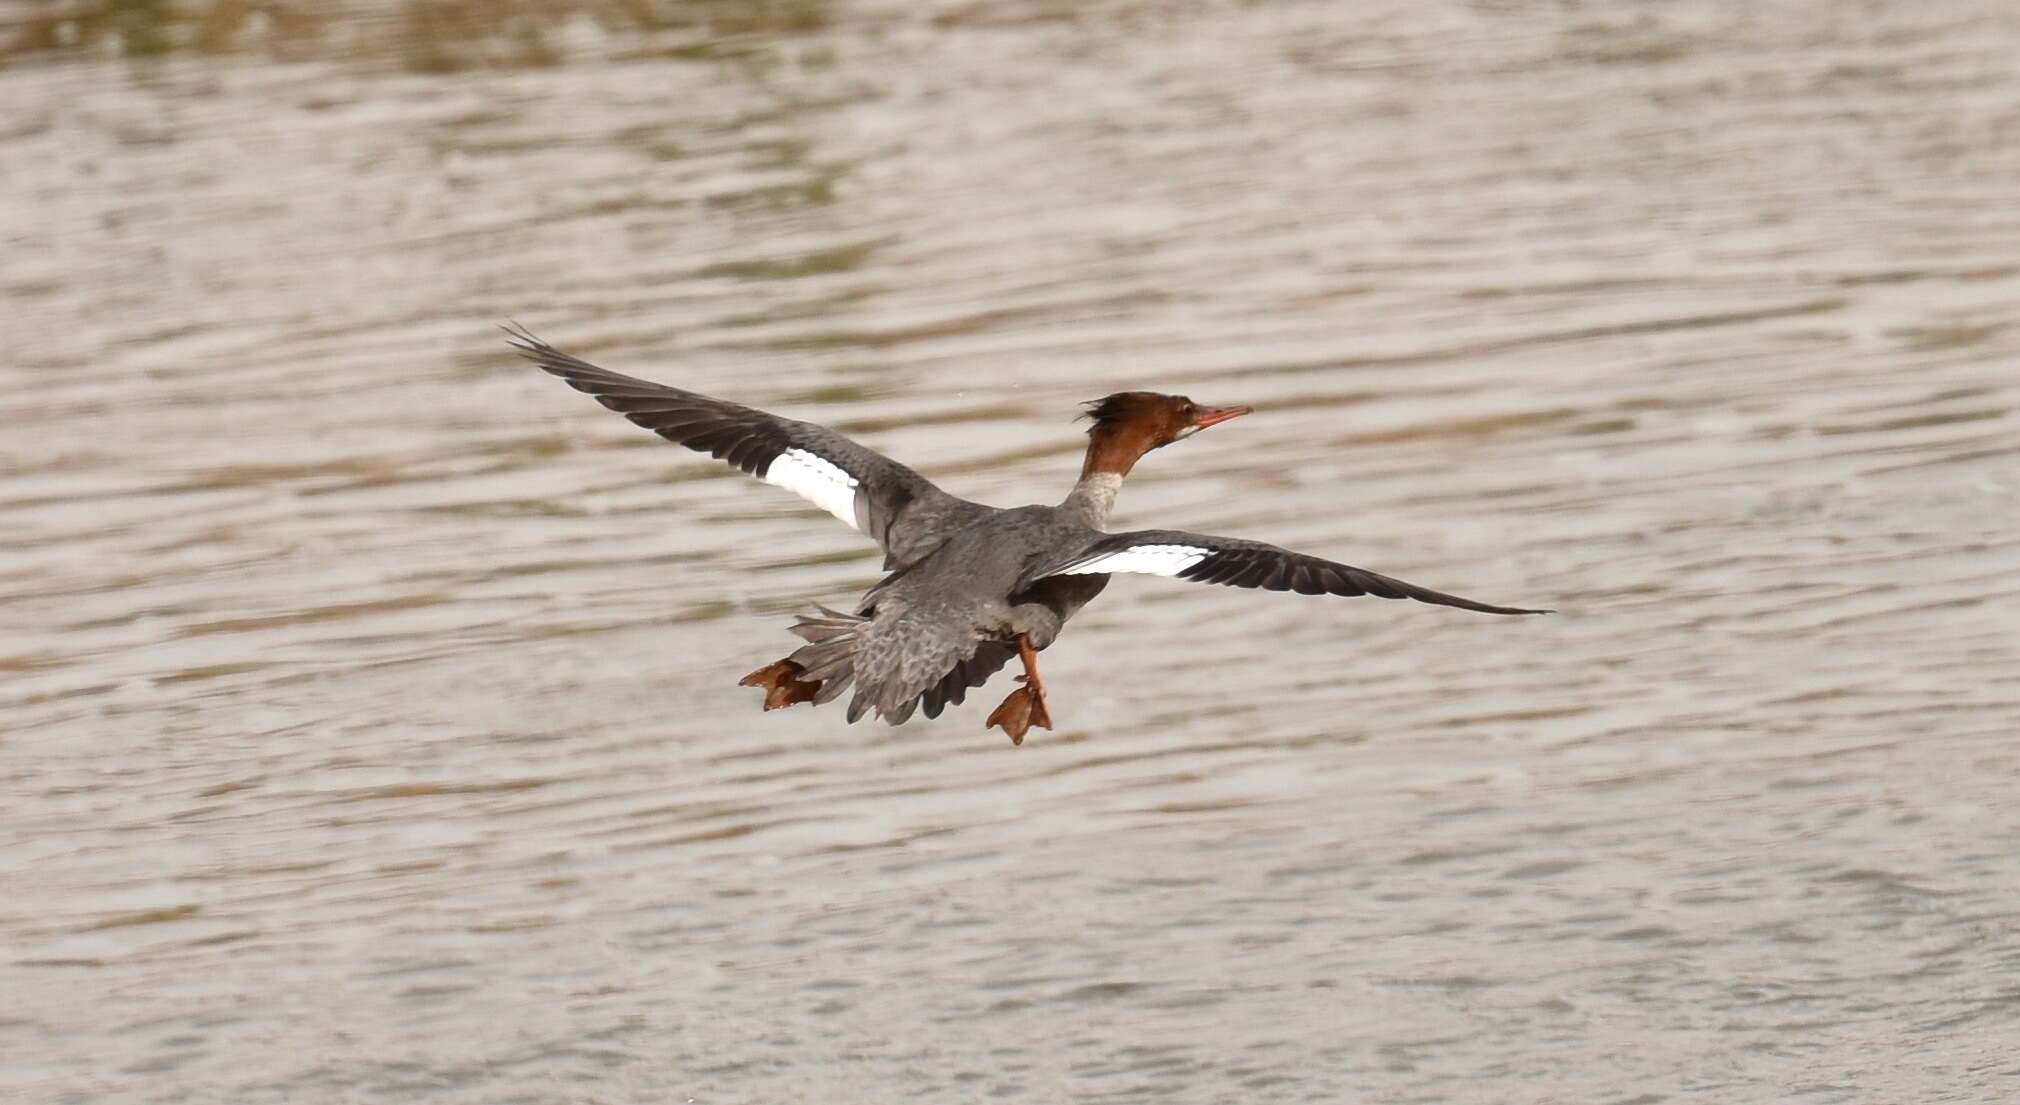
[1062,471,1124,528]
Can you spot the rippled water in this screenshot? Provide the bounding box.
[6,1,2020,1101]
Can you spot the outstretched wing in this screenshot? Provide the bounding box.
[1018,528,1550,616]
[510,327,989,568]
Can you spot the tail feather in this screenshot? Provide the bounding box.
[790,605,861,642]
[881,694,920,726]
[767,604,1003,726]
[795,651,854,686]
[780,607,868,708]
[845,686,876,724]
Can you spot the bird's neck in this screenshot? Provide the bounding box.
[1060,471,1124,528]
[1062,425,1154,528]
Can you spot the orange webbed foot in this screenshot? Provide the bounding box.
[739,659,822,711]
[985,675,1053,746]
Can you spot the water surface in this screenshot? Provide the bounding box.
[4,1,2019,1101]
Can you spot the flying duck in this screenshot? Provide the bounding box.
[510,328,1548,744]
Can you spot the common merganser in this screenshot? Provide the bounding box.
[510,328,1549,744]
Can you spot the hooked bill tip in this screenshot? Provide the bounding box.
[1191,404,1253,429]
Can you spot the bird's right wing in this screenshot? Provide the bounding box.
[510,327,989,568]
[1018,528,1550,616]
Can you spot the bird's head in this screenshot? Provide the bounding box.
[1079,391,1252,476]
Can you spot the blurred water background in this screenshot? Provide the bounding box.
[4,1,2019,1101]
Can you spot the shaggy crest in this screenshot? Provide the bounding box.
[1080,391,1192,433]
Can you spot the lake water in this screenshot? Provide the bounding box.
[4,1,2018,1101]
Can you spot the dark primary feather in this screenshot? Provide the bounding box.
[509,327,790,475]
[507,325,989,568]
[1022,528,1551,616]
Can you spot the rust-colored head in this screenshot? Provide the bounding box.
[1079,392,1252,477]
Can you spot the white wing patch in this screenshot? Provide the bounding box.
[1053,543,1212,577]
[763,448,861,530]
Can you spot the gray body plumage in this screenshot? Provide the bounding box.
[833,506,1112,723]
[511,328,1548,729]
[761,506,1112,724]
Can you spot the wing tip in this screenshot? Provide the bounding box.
[1470,603,1553,616]
[1428,596,1554,616]
[500,319,542,354]
[502,321,572,377]
[501,322,610,389]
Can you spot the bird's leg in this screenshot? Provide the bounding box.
[739,659,821,711]
[1015,634,1055,731]
[985,634,1054,746]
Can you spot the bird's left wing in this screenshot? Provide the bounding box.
[1017,528,1550,616]
[510,327,988,568]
